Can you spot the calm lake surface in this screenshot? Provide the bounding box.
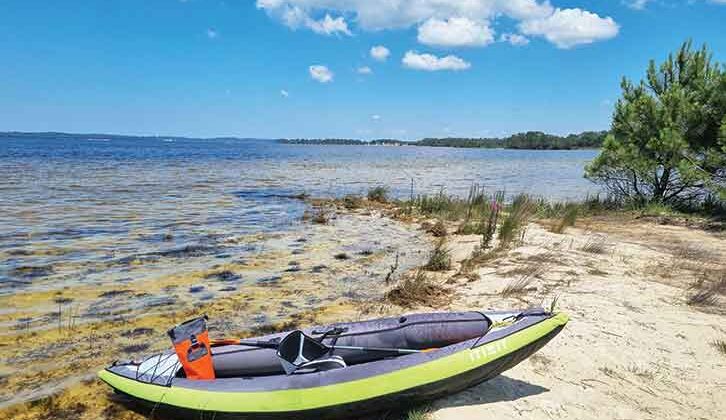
[0,136,599,294]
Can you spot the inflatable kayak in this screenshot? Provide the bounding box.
[99,308,568,419]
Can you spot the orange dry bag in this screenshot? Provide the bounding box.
[167,316,216,380]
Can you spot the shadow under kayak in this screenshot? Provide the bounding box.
[99,309,568,419]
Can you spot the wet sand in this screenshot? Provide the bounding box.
[0,207,430,416]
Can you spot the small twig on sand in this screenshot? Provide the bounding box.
[384,252,400,284]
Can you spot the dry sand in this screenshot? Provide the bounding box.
[431,219,726,420]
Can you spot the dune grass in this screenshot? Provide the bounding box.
[550,203,580,234]
[367,186,389,203]
[500,254,551,297]
[303,206,331,224]
[424,239,452,271]
[580,235,609,254]
[687,271,725,307]
[498,194,537,248]
[426,219,448,237]
[712,339,726,356]
[342,194,364,209]
[385,270,451,308]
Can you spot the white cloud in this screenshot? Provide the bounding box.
[371,114,381,120]
[308,14,351,36]
[625,0,652,10]
[417,17,494,47]
[256,1,618,48]
[280,89,289,97]
[357,66,373,74]
[309,65,333,83]
[519,8,619,49]
[402,51,471,71]
[500,33,530,46]
[257,0,552,31]
[370,45,390,61]
[206,28,218,39]
[272,5,351,36]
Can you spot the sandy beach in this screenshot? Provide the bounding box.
[2,196,724,420]
[434,219,726,420]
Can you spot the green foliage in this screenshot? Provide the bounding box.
[480,192,503,249]
[551,203,579,234]
[418,130,607,149]
[280,131,607,150]
[367,186,389,203]
[407,185,503,224]
[403,407,433,420]
[498,194,537,248]
[424,239,452,271]
[586,41,726,204]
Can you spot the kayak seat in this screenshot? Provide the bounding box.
[294,355,347,374]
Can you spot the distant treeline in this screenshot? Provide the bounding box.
[280,131,608,150]
[0,132,254,142]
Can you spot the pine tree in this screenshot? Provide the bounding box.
[586,41,726,203]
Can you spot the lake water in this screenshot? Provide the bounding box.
[0,136,598,295]
[0,136,596,326]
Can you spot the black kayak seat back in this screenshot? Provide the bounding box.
[277,330,333,374]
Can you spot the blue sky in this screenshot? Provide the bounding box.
[0,1,724,139]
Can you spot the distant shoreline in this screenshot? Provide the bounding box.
[0,130,606,151]
[280,130,607,150]
[0,131,260,142]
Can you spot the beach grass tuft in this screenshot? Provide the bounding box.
[424,239,452,271]
[404,406,433,420]
[500,254,551,297]
[385,270,451,308]
[342,194,364,210]
[580,235,609,254]
[458,247,504,280]
[550,203,579,234]
[686,273,725,307]
[712,339,726,356]
[367,186,389,203]
[427,219,448,237]
[498,194,536,248]
[303,206,331,224]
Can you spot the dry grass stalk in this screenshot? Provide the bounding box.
[712,339,726,356]
[342,194,364,210]
[686,271,726,307]
[303,206,331,224]
[427,219,448,237]
[385,270,451,308]
[550,203,579,234]
[501,259,549,297]
[580,235,609,254]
